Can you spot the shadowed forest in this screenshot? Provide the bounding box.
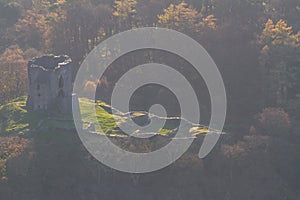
[0,0,300,199]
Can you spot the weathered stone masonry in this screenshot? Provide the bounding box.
[26,55,73,113]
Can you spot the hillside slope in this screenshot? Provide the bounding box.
[0,98,299,200]
[0,97,211,137]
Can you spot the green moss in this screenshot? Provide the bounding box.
[0,96,213,137]
[158,128,171,135]
[0,99,43,135]
[0,97,74,136]
[79,98,121,134]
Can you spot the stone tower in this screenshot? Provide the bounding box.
[26,55,73,113]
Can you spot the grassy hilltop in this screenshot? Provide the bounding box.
[0,96,211,186]
[0,97,211,137]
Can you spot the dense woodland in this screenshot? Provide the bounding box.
[1,0,300,128]
[0,0,300,199]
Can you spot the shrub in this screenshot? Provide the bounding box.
[0,136,30,182]
[256,107,291,135]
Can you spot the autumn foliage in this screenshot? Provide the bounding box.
[256,108,291,135]
[0,136,30,182]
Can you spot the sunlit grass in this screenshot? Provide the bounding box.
[0,96,213,137]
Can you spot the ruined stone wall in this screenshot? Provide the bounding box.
[26,55,73,114]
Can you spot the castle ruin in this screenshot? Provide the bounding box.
[26,55,73,113]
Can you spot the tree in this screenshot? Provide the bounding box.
[200,0,215,16]
[0,1,22,52]
[14,11,49,50]
[136,0,164,27]
[157,2,202,34]
[48,0,112,68]
[113,0,137,32]
[0,45,38,104]
[263,0,300,30]
[157,1,217,38]
[255,107,291,135]
[258,19,300,105]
